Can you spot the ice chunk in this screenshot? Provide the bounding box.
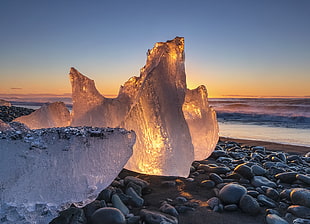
[70,68,132,127]
[183,86,219,160]
[69,37,218,177]
[0,119,12,132]
[0,127,135,223]
[13,102,70,129]
[123,37,194,177]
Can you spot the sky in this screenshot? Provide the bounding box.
[0,0,309,98]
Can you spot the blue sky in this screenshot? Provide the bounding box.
[0,0,309,97]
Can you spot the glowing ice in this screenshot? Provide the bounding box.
[14,102,70,129]
[0,126,135,222]
[70,37,219,177]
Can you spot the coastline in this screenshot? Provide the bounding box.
[219,137,310,155]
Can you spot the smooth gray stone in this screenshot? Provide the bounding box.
[265,187,280,201]
[126,187,144,207]
[124,176,150,189]
[252,164,267,176]
[219,183,247,204]
[50,207,87,224]
[266,214,288,224]
[224,204,238,211]
[251,176,277,188]
[257,194,277,208]
[287,205,310,219]
[159,203,179,217]
[209,173,223,184]
[206,197,220,209]
[290,188,310,207]
[296,174,310,185]
[234,163,254,179]
[91,207,126,224]
[239,194,260,215]
[127,216,141,224]
[275,172,298,183]
[293,218,310,224]
[200,180,215,188]
[111,194,130,216]
[140,209,178,224]
[83,200,104,221]
[127,181,142,196]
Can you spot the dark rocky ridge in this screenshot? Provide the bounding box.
[0,106,34,122]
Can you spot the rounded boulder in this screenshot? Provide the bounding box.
[91,207,126,224]
[219,183,247,204]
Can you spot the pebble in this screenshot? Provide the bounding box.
[266,213,289,224]
[126,187,144,207]
[293,218,310,224]
[219,183,247,204]
[290,188,310,207]
[296,174,310,185]
[252,164,267,176]
[200,180,215,188]
[234,163,254,179]
[239,194,260,215]
[159,202,179,217]
[50,207,87,224]
[209,173,223,184]
[206,197,220,210]
[287,205,310,219]
[224,204,238,211]
[251,176,277,188]
[112,194,130,216]
[140,209,178,224]
[257,194,277,208]
[275,172,298,183]
[91,207,126,224]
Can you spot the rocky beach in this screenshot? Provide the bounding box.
[0,105,309,224]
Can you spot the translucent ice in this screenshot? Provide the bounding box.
[14,102,70,129]
[183,86,219,160]
[69,37,219,177]
[0,127,135,223]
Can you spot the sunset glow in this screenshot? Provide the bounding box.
[0,1,309,99]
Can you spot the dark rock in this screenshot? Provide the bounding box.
[159,202,179,217]
[239,194,260,215]
[251,176,277,188]
[127,216,141,224]
[264,187,280,201]
[224,204,238,211]
[124,176,149,189]
[287,205,310,219]
[257,194,277,208]
[96,186,115,202]
[200,180,215,188]
[83,200,104,221]
[126,187,144,207]
[247,190,259,198]
[175,205,195,213]
[91,207,126,224]
[161,180,177,187]
[290,188,310,207]
[209,173,223,184]
[127,181,142,196]
[111,194,129,216]
[140,209,178,224]
[292,218,310,224]
[234,163,254,179]
[275,172,298,183]
[50,207,87,224]
[210,150,228,159]
[199,164,230,174]
[296,174,310,185]
[252,164,267,176]
[219,183,247,204]
[206,197,220,209]
[265,213,288,224]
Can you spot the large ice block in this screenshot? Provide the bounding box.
[69,37,219,177]
[0,126,135,207]
[13,102,70,129]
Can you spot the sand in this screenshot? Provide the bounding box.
[118,137,310,224]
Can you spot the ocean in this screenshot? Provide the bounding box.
[7,97,310,147]
[209,98,310,147]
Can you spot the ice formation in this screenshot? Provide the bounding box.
[0,126,135,223]
[69,37,219,177]
[13,102,70,129]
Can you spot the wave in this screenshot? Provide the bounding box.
[216,112,310,129]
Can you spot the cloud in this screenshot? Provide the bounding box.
[11,88,22,90]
